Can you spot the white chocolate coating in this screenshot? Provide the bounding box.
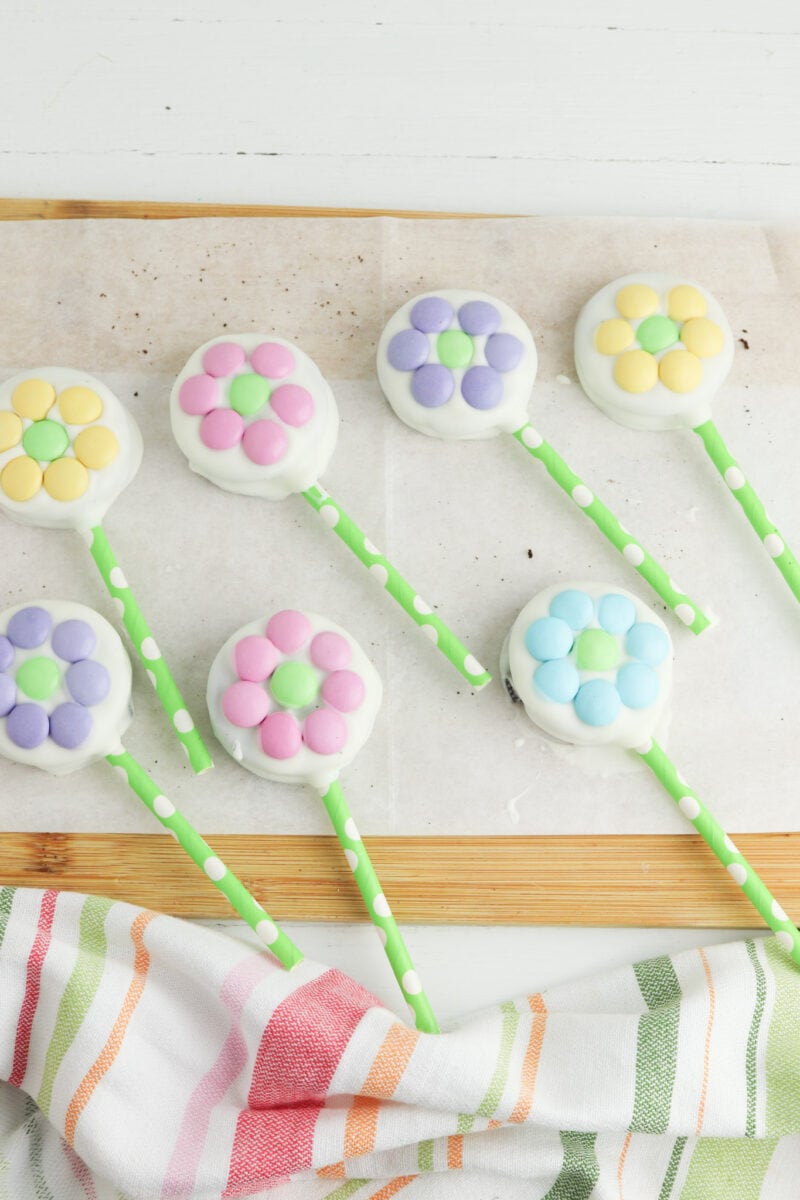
[377,289,537,440]
[574,273,734,430]
[503,582,672,750]
[207,610,382,791]
[170,334,339,500]
[0,367,143,531]
[0,600,132,775]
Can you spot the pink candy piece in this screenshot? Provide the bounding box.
[303,707,348,755]
[321,670,365,713]
[242,419,288,465]
[251,342,295,379]
[310,631,352,671]
[234,635,279,682]
[200,408,245,450]
[222,681,270,728]
[260,711,302,759]
[180,374,219,415]
[266,610,311,653]
[203,341,247,378]
[270,384,314,427]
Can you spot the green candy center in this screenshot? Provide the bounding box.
[16,655,60,700]
[575,629,619,671]
[636,315,680,355]
[229,373,270,416]
[22,419,69,462]
[270,661,318,709]
[436,330,474,369]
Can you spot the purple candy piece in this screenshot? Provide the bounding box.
[66,660,111,707]
[485,332,524,373]
[0,673,15,717]
[52,619,97,663]
[461,366,503,410]
[458,300,501,336]
[0,635,13,672]
[49,703,93,750]
[412,364,454,408]
[409,296,454,334]
[387,329,429,372]
[7,607,51,650]
[7,703,49,749]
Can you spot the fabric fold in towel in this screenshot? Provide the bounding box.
[0,885,798,1198]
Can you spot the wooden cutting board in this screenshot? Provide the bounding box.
[1,197,797,928]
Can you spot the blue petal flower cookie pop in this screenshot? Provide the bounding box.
[502,582,800,963]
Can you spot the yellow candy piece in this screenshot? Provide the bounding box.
[667,285,706,322]
[680,317,724,359]
[613,349,658,394]
[615,284,659,320]
[1,455,43,501]
[595,319,635,355]
[12,378,56,421]
[659,350,703,393]
[58,386,103,425]
[43,456,89,501]
[0,411,23,453]
[74,425,119,470]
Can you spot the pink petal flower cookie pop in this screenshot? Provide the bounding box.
[0,368,211,773]
[0,599,301,968]
[377,290,711,634]
[501,581,799,964]
[171,335,489,691]
[574,273,800,607]
[207,606,438,1032]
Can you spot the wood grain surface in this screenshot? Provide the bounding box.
[1,197,796,928]
[2,831,798,928]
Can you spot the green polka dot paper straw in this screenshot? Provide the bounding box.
[208,608,438,1031]
[303,484,491,688]
[513,426,710,634]
[321,780,439,1033]
[638,740,800,964]
[375,290,709,637]
[506,581,799,968]
[87,525,213,773]
[107,749,303,970]
[694,420,800,605]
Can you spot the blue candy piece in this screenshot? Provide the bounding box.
[412,363,454,408]
[524,617,573,662]
[534,659,580,704]
[617,662,660,709]
[387,328,429,372]
[626,622,670,667]
[549,589,593,631]
[597,593,636,635]
[0,635,13,672]
[66,660,111,707]
[485,333,523,373]
[0,673,15,717]
[6,703,49,749]
[7,606,51,650]
[52,619,97,663]
[573,679,621,727]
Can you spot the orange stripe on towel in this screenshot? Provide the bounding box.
[617,1130,632,1198]
[695,948,716,1135]
[447,1135,463,1169]
[368,1176,416,1199]
[64,910,156,1145]
[343,1023,421,1161]
[509,994,548,1125]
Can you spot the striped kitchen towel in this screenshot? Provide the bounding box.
[0,886,798,1199]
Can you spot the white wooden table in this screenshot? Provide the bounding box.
[1,0,797,1022]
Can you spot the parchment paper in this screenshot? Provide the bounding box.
[1,215,798,836]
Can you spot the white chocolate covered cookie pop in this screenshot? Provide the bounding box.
[208,607,438,1032]
[0,597,301,967]
[171,334,490,690]
[0,368,211,772]
[377,289,710,634]
[503,582,800,964]
[574,274,800,608]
